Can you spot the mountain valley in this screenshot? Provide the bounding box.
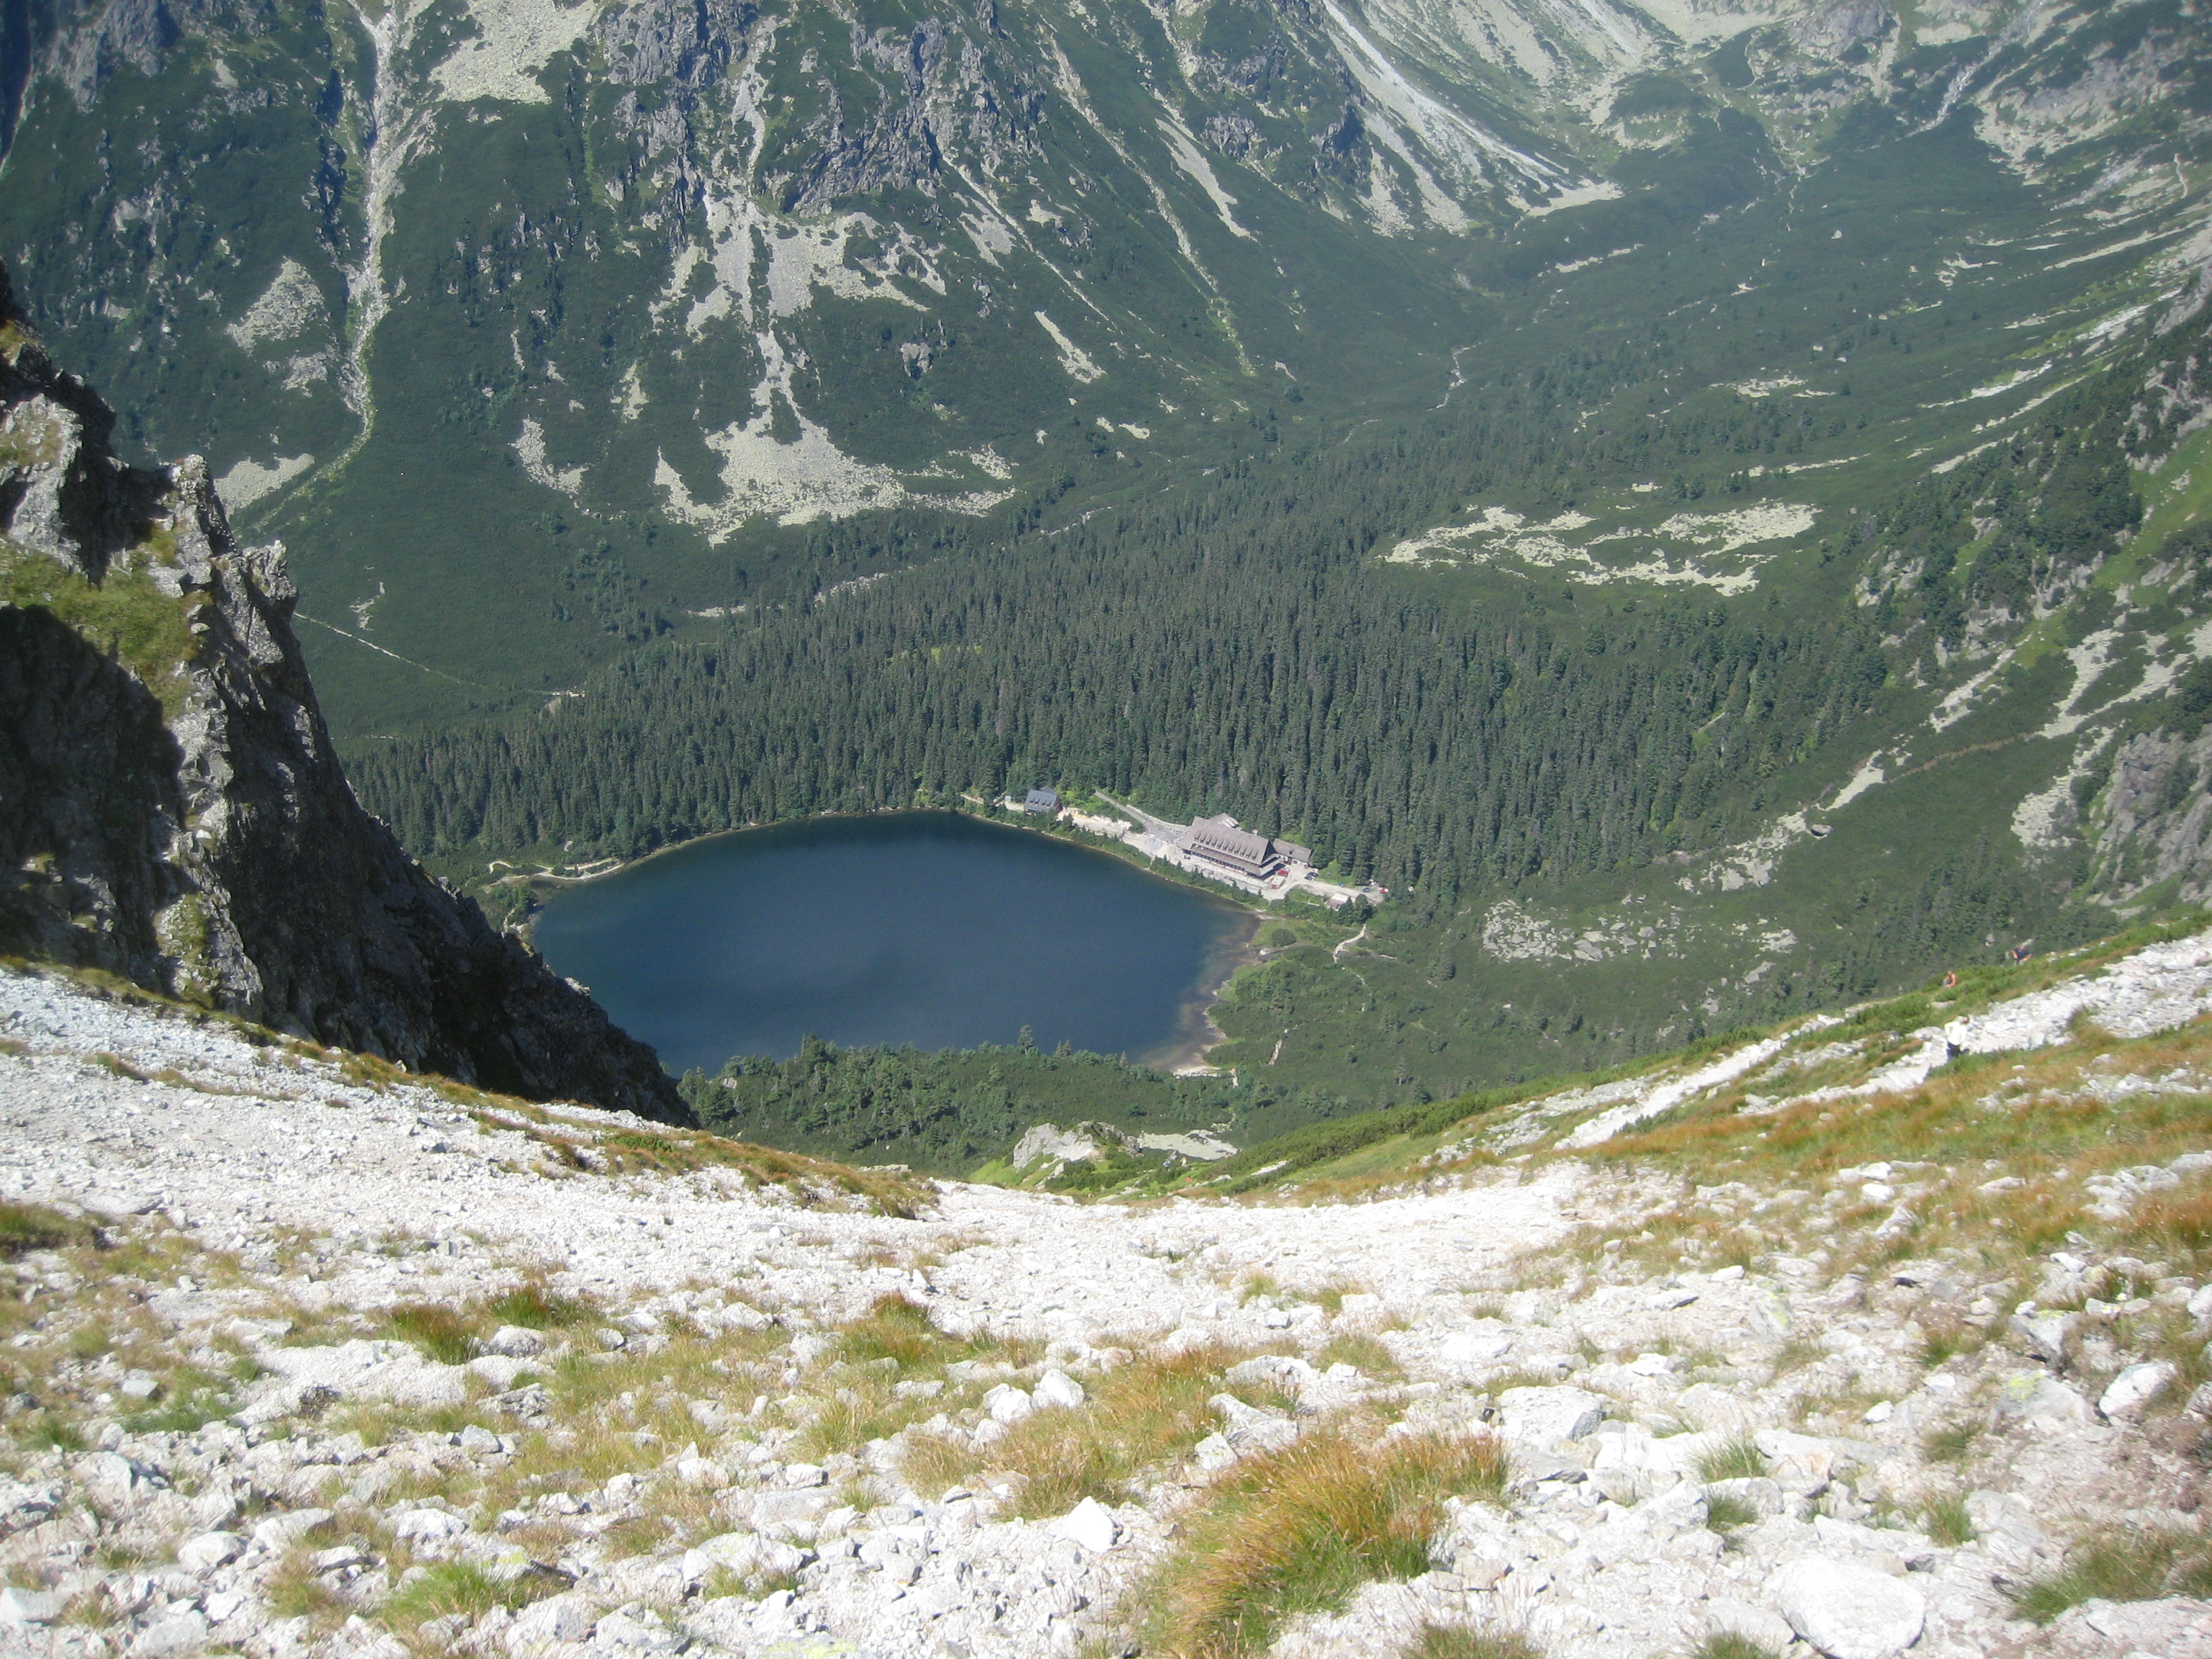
[10,8,2212,1650]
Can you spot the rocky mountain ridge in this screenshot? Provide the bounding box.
[0,261,684,1120]
[6,920,2212,1657]
[4,0,2205,727]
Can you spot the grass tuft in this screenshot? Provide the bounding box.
[2010,1527,2212,1622]
[2131,1179,2212,1259]
[839,1295,953,1372]
[1703,1493,1759,1532]
[1696,1434,1766,1483]
[1151,1426,1512,1658]
[485,1283,592,1330]
[1403,1623,1542,1659]
[387,1304,478,1365]
[0,1201,94,1257]
[1916,1319,1982,1368]
[23,1416,87,1453]
[1316,1332,1403,1380]
[384,1561,554,1629]
[1922,1421,1980,1465]
[1923,1492,1976,1547]
[1689,1636,1781,1659]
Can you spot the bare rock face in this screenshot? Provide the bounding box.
[0,261,685,1121]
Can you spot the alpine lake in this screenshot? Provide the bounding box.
[531,810,1258,1076]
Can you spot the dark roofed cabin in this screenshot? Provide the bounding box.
[1024,787,1061,815]
[1180,814,1280,877]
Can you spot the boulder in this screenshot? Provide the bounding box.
[1496,1386,1606,1447]
[505,1594,595,1653]
[1439,1331,1516,1368]
[1961,1490,2046,1569]
[485,1326,546,1359]
[176,1532,246,1570]
[244,1340,466,1421]
[0,1588,64,1626]
[1224,1354,1320,1392]
[130,1611,210,1658]
[2008,1310,2078,1364]
[1033,1369,1087,1410]
[593,1610,682,1653]
[1812,1514,1937,1570]
[1054,1496,1118,1553]
[1994,1370,2092,1426]
[1771,1556,1925,1659]
[0,1480,63,1537]
[747,1488,836,1533]
[467,1357,532,1390]
[2066,1595,2212,1657]
[77,1451,159,1507]
[1010,1123,1118,1174]
[2099,1360,2179,1422]
[251,1508,333,1549]
[984,1385,1034,1424]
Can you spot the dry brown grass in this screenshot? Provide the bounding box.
[1546,1014,2212,1289]
[904,1339,1285,1518]
[1149,1426,1512,1658]
[791,1377,942,1463]
[2131,1178,2212,1261]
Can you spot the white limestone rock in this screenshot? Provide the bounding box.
[252,1508,333,1549]
[391,1508,469,1540]
[984,1385,1034,1424]
[1033,1368,1086,1409]
[2099,1359,2179,1421]
[1496,1385,1606,1447]
[1054,1496,1118,1553]
[130,1611,210,1658]
[176,1531,246,1570]
[1994,1370,2093,1426]
[505,1593,596,1653]
[0,1588,65,1626]
[1771,1555,1925,1659]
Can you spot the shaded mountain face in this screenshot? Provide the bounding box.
[4,0,2212,1104]
[0,261,688,1120]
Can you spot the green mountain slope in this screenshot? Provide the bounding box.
[9,0,2200,732]
[6,0,2212,1125]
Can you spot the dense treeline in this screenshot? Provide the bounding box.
[355,434,1889,896]
[677,1034,1358,1175]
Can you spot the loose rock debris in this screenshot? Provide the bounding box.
[6,941,2212,1659]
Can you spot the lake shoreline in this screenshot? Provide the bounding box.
[1139,907,1262,1075]
[529,807,1267,1076]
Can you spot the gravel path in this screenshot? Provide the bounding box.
[0,968,1579,1345]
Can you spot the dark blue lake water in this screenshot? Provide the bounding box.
[531,811,1255,1074]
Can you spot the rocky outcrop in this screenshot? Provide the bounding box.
[2089,724,2212,905]
[0,261,687,1120]
[1007,1119,1237,1177]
